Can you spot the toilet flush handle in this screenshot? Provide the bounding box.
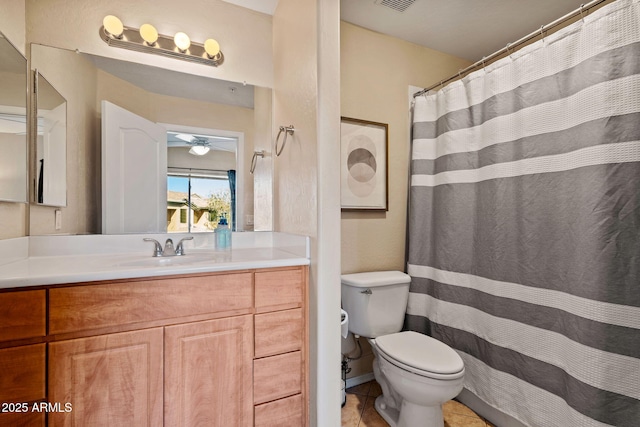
[361,289,372,295]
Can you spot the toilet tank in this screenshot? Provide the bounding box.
[341,271,411,338]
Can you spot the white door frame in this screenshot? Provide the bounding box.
[160,123,245,232]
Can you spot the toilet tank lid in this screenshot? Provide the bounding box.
[341,271,411,288]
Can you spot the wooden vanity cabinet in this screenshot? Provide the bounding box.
[0,290,46,427]
[43,266,308,427]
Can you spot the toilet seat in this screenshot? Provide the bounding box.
[375,331,464,380]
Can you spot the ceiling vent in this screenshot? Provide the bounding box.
[374,0,416,13]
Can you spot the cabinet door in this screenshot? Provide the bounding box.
[165,315,253,427]
[48,328,163,427]
[0,344,45,403]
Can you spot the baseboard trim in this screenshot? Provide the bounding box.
[345,372,375,389]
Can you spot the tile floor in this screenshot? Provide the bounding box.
[341,380,495,427]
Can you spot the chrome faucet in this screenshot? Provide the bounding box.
[143,237,193,257]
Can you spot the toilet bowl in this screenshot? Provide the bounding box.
[371,332,464,427]
[341,271,465,427]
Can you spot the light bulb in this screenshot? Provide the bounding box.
[140,24,158,45]
[103,15,124,38]
[189,146,210,156]
[204,39,220,58]
[174,32,191,51]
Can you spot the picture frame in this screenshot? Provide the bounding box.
[340,116,388,211]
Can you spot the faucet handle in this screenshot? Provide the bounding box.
[175,236,194,256]
[143,238,163,257]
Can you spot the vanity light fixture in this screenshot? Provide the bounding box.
[204,39,220,58]
[139,24,158,45]
[173,32,191,52]
[99,15,224,67]
[103,15,124,39]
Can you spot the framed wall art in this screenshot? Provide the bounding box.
[340,117,388,211]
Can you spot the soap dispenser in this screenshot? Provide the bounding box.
[215,214,231,250]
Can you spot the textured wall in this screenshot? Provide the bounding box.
[340,22,470,274]
[273,0,342,425]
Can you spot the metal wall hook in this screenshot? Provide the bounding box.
[250,150,265,174]
[275,125,295,157]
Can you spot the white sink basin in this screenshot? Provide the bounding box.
[111,252,230,268]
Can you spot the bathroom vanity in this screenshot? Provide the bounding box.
[0,233,309,427]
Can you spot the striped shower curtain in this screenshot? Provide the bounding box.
[406,0,640,426]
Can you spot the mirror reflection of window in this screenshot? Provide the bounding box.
[167,173,232,233]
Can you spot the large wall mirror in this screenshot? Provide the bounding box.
[29,44,273,235]
[0,32,28,203]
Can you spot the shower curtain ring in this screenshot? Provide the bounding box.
[579,4,585,21]
[506,42,513,59]
[481,56,486,71]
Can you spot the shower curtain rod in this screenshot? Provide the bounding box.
[413,0,610,97]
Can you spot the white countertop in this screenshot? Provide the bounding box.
[0,232,309,289]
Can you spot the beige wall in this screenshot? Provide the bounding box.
[340,22,470,378]
[252,86,273,231]
[341,21,470,275]
[0,0,27,239]
[0,0,25,56]
[273,0,342,425]
[25,0,273,88]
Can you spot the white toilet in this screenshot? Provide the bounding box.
[341,271,465,427]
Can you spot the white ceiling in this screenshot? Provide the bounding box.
[231,0,586,62]
[341,0,584,61]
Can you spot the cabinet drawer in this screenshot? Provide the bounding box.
[255,309,302,358]
[255,269,303,312]
[0,344,45,403]
[0,290,46,342]
[254,351,301,404]
[255,394,302,427]
[49,272,253,334]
